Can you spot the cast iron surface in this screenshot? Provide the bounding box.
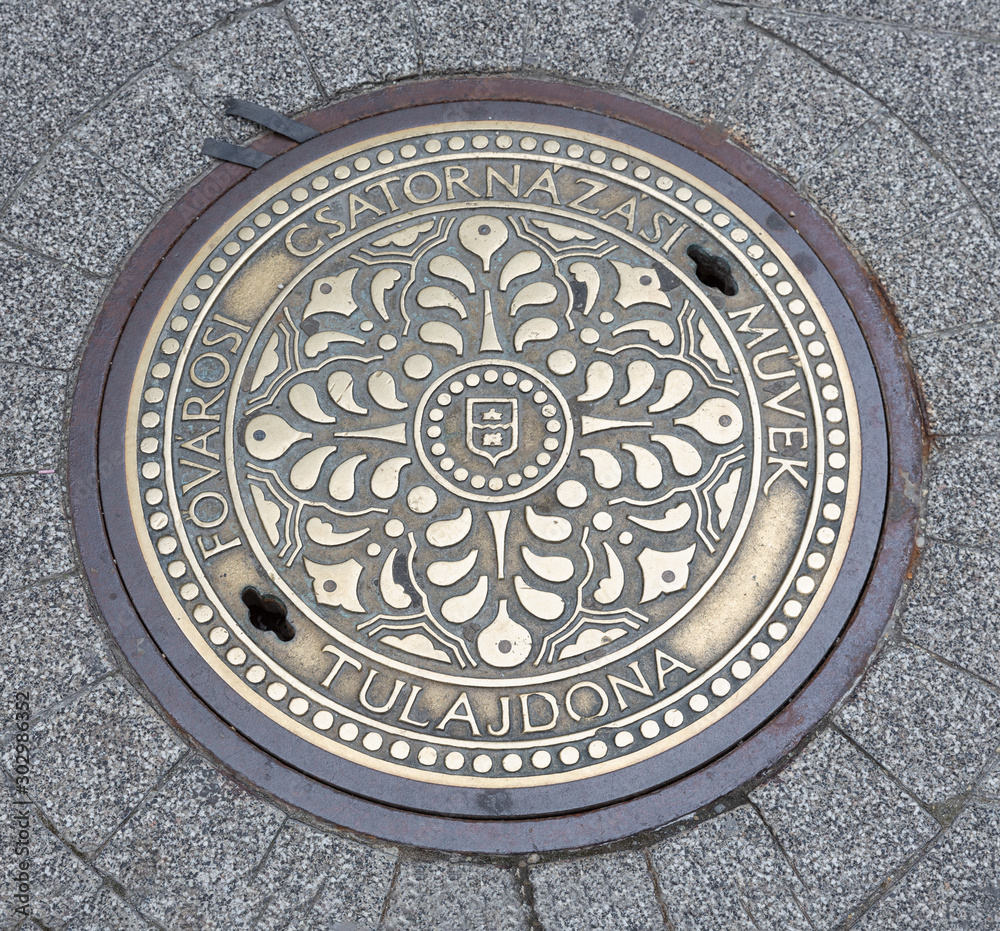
[69,78,921,853]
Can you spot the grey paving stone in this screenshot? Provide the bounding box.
[0,577,117,732]
[904,540,1000,688]
[525,0,652,85]
[0,781,101,930]
[746,12,927,116]
[2,676,187,855]
[95,755,284,931]
[751,12,1000,238]
[924,436,1000,549]
[1,143,156,277]
[0,364,66,473]
[891,37,1000,267]
[531,851,665,931]
[64,885,158,931]
[911,325,1000,435]
[741,0,1000,33]
[0,0,263,203]
[383,859,529,931]
[253,819,395,931]
[981,765,1000,798]
[74,64,226,199]
[287,0,418,100]
[626,0,769,121]
[804,115,969,256]
[751,728,938,927]
[651,805,811,930]
[728,43,877,182]
[0,473,73,596]
[413,0,529,73]
[837,643,1000,804]
[854,803,1000,930]
[866,207,1000,337]
[0,244,104,370]
[171,8,324,142]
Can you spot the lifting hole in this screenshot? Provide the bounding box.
[686,244,739,296]
[241,587,295,642]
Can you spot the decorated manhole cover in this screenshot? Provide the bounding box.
[73,85,916,851]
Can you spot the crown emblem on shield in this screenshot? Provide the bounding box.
[466,398,518,465]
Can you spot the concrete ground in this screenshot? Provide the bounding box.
[2,1,999,928]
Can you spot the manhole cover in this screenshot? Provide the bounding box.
[72,82,918,852]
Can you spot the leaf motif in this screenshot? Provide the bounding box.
[441,576,489,623]
[328,453,367,501]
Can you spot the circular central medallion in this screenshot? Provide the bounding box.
[414,359,574,502]
[74,87,907,850]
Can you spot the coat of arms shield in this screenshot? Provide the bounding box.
[466,398,518,465]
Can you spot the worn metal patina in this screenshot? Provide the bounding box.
[124,118,866,802]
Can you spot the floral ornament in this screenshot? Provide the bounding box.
[238,211,749,672]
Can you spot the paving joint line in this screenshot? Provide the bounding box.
[617,0,662,85]
[829,722,948,826]
[0,3,278,220]
[641,845,678,931]
[403,0,425,75]
[0,235,109,282]
[282,3,333,103]
[745,796,820,930]
[896,636,1000,698]
[738,16,999,241]
[376,855,402,929]
[514,861,545,931]
[87,749,194,864]
[716,0,1000,44]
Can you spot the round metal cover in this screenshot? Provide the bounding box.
[73,82,915,852]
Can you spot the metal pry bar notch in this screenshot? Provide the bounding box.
[202,98,319,168]
[223,98,319,143]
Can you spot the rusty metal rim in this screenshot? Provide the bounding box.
[69,77,921,853]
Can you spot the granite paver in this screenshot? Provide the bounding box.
[1,143,156,277]
[382,860,530,931]
[737,0,1000,34]
[0,781,101,930]
[525,0,654,86]
[651,805,812,930]
[253,819,396,931]
[288,0,419,99]
[904,538,1000,689]
[0,244,105,370]
[0,577,117,731]
[626,0,769,122]
[2,676,187,855]
[924,436,1000,549]
[413,0,530,74]
[908,325,1000,436]
[728,43,877,183]
[171,8,324,141]
[63,885,159,931]
[804,115,969,255]
[866,206,1000,338]
[0,474,74,596]
[531,851,666,931]
[95,756,285,931]
[0,0,263,202]
[0,364,67,473]
[74,64,227,199]
[837,643,1000,804]
[854,803,1000,929]
[751,728,938,926]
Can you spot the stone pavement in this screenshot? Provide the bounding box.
[2,1,999,928]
